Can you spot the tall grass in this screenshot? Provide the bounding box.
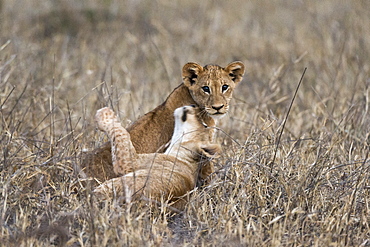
[1,0,369,246]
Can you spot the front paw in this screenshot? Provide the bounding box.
[95,107,118,132]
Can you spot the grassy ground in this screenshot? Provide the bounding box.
[1,0,369,246]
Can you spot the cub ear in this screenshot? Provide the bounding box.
[225,61,245,84]
[182,62,203,87]
[200,144,222,158]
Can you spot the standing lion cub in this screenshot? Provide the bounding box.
[94,105,221,209]
[82,61,245,184]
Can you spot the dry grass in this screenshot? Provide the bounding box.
[1,0,369,246]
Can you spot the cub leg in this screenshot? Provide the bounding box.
[93,175,138,203]
[95,107,138,176]
[94,169,180,207]
[94,170,150,203]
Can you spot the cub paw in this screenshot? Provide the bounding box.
[95,107,119,132]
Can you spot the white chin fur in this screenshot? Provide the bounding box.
[210,113,226,120]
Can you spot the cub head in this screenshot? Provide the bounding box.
[171,105,211,145]
[173,105,205,132]
[173,105,222,158]
[182,61,245,119]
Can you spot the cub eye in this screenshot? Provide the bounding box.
[222,84,229,92]
[202,86,210,94]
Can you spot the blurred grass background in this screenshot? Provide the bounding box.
[1,0,369,246]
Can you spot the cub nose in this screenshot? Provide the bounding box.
[212,105,224,111]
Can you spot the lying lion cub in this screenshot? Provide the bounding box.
[82,61,244,183]
[93,105,221,209]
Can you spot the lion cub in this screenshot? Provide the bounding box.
[82,62,245,184]
[93,105,221,209]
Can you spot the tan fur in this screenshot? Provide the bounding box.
[93,106,221,210]
[81,61,245,183]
